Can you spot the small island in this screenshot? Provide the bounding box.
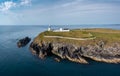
[17,37,31,48]
[30,28,120,64]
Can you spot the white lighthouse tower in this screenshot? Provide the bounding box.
[48,25,51,31]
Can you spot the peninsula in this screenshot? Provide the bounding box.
[30,28,120,64]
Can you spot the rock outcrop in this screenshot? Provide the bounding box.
[30,40,120,64]
[17,37,31,48]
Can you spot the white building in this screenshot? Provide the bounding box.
[47,25,70,32]
[53,28,70,32]
[48,27,51,31]
[48,25,51,31]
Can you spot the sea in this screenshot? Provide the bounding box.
[0,24,120,76]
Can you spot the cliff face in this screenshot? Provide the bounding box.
[30,40,120,64]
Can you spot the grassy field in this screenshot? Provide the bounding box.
[34,28,120,46]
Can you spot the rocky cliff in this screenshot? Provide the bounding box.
[29,29,120,64]
[30,40,120,64]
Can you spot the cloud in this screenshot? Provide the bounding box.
[0,1,16,12]
[0,0,120,25]
[20,0,31,6]
[31,0,114,16]
[0,0,31,12]
[50,0,120,15]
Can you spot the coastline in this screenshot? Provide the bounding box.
[29,28,120,64]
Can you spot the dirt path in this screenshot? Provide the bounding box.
[44,36,96,41]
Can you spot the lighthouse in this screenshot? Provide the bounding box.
[48,25,51,31]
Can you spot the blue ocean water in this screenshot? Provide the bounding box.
[0,25,120,76]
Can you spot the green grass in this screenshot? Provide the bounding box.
[34,28,120,46]
[43,30,92,38]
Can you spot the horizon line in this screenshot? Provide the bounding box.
[0,24,120,26]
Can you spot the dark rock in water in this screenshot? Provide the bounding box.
[54,57,61,62]
[17,37,31,48]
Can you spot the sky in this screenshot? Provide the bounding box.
[0,0,120,25]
